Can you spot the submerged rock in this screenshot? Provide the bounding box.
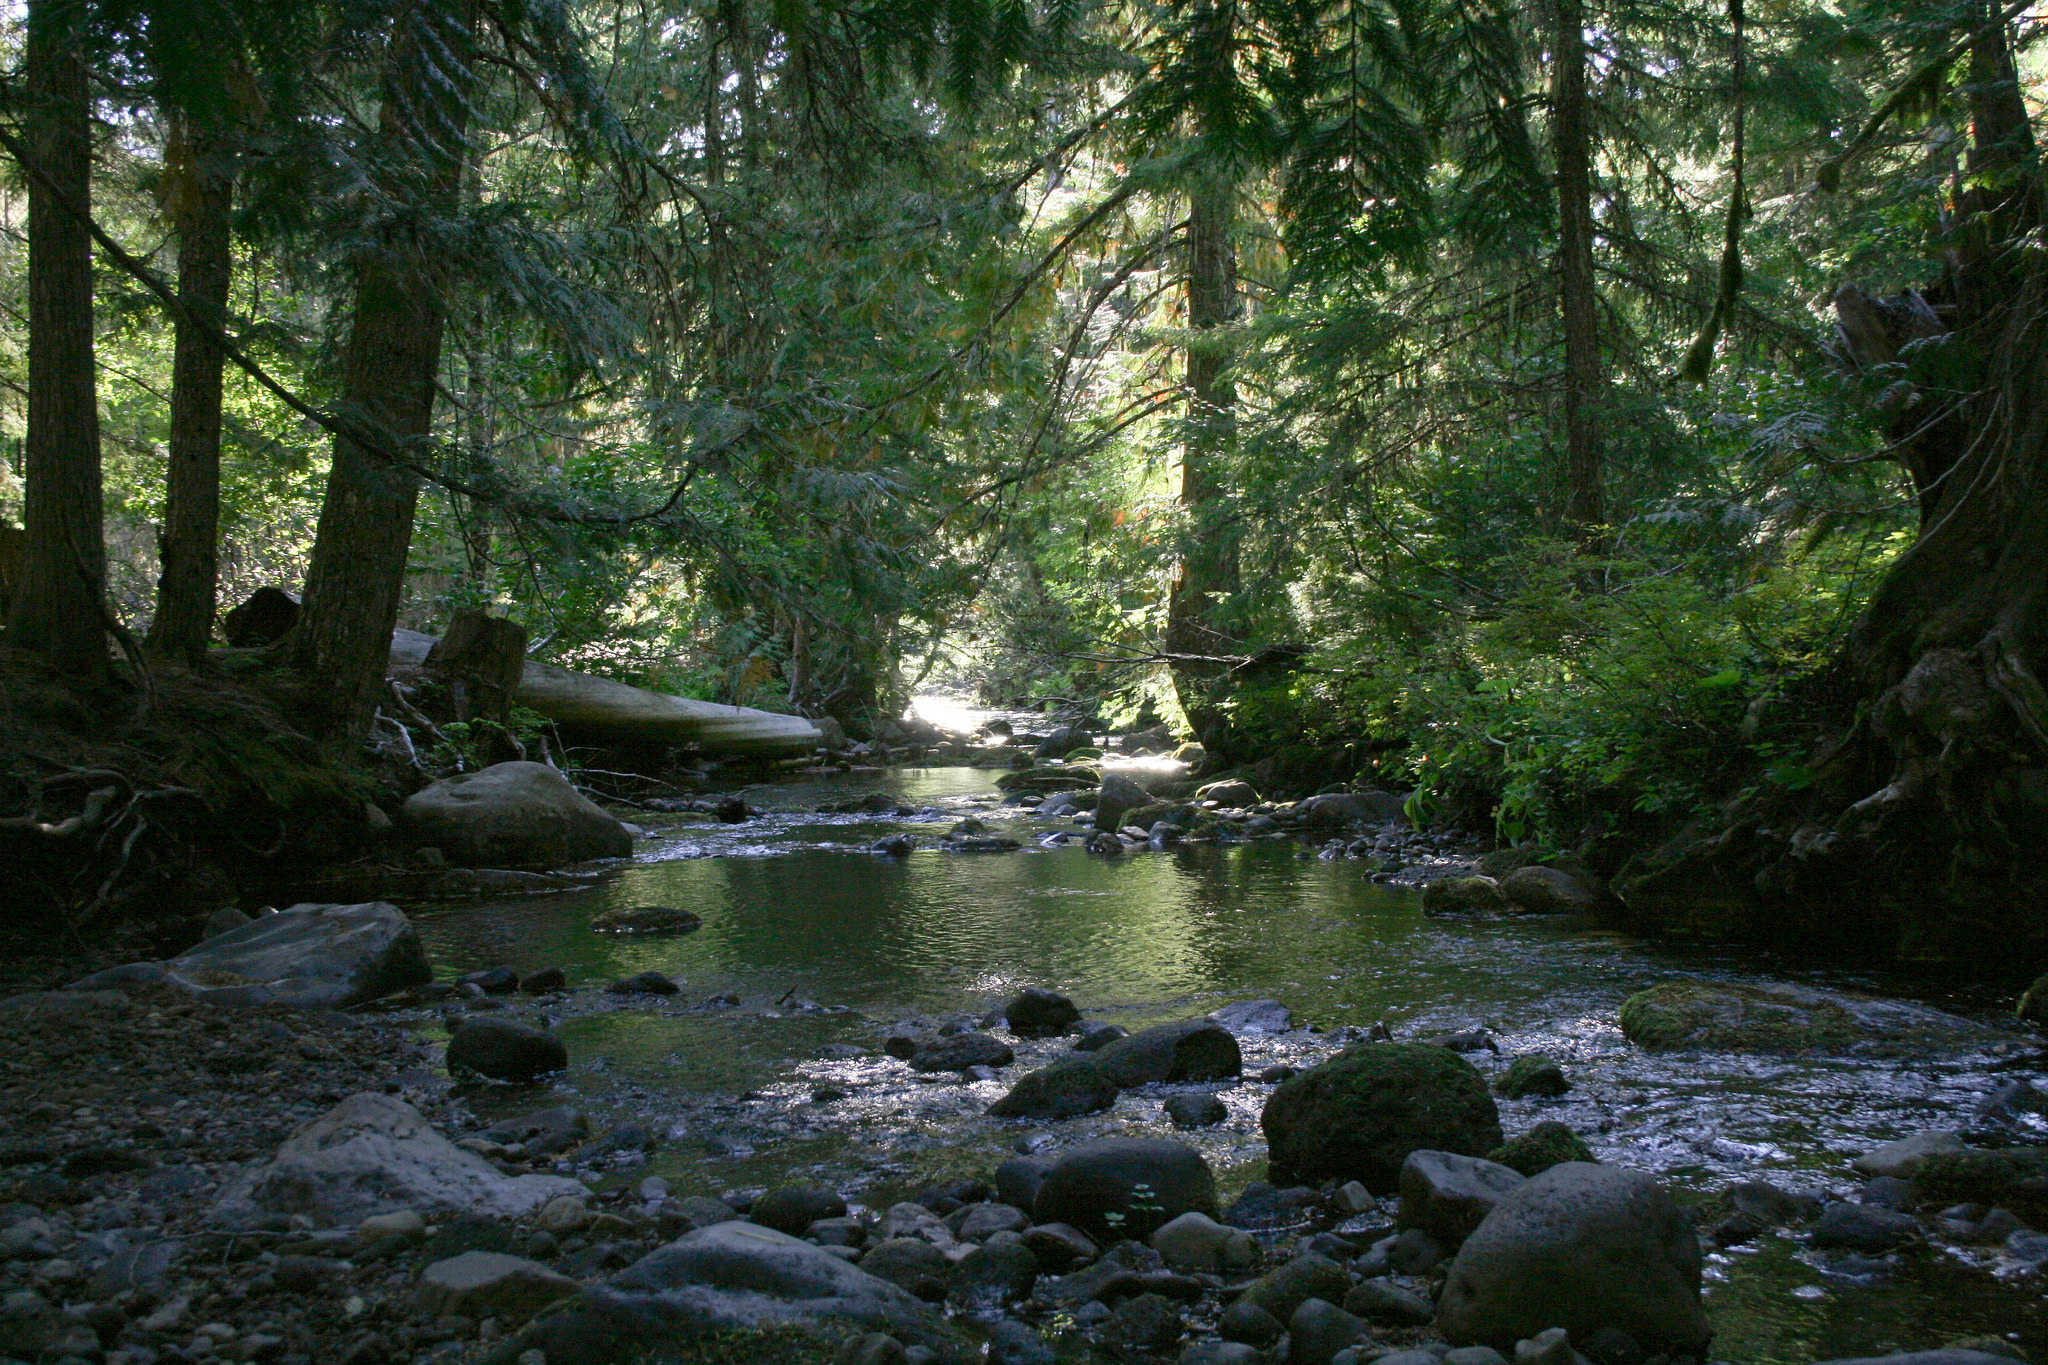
[1618,980,1989,1053]
[1435,1163,1710,1355]
[402,760,632,869]
[1262,1043,1503,1191]
[591,905,703,935]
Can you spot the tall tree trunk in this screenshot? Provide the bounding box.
[1551,0,1604,532]
[1165,173,1242,743]
[1615,14,2048,964]
[9,0,108,681]
[284,1,478,735]
[146,114,233,665]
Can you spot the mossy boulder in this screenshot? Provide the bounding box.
[987,1058,1120,1120]
[1260,1043,1503,1192]
[1914,1149,2048,1212]
[2017,971,2048,1025]
[1487,1122,1595,1177]
[1497,1054,1571,1099]
[1421,877,1509,915]
[1617,980,1989,1054]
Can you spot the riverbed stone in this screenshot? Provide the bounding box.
[1422,876,1509,914]
[1022,1222,1097,1271]
[1498,1055,1571,1099]
[858,1238,952,1299]
[1617,980,1986,1053]
[1853,1132,1966,1179]
[1212,999,1294,1034]
[403,761,632,869]
[1487,1123,1595,1177]
[1237,1251,1352,1323]
[1399,1150,1527,1248]
[214,1092,586,1227]
[446,1017,568,1082]
[1344,1278,1434,1326]
[1435,1163,1710,1355]
[72,901,432,1008]
[1093,773,1152,832]
[419,1251,579,1322]
[1094,1019,1242,1087]
[1290,1298,1371,1365]
[1263,1043,1503,1191]
[1809,1201,1920,1251]
[1184,1344,1263,1365]
[909,1032,1014,1073]
[590,905,703,935]
[1219,1299,1286,1346]
[753,1186,850,1237]
[1032,1138,1218,1242]
[488,1221,972,1365]
[949,1236,1038,1307]
[988,1058,1121,1120]
[1149,1211,1257,1272]
[1165,1093,1229,1129]
[1500,866,1598,914]
[1006,988,1083,1037]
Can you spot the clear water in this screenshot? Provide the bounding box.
[393,767,2048,1363]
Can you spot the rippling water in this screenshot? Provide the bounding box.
[395,766,2048,1363]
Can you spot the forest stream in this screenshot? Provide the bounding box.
[344,761,2048,1364]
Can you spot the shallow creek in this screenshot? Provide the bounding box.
[394,766,2048,1362]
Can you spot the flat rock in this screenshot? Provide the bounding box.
[1211,999,1294,1034]
[419,1251,578,1322]
[71,902,432,1008]
[488,1222,972,1364]
[403,761,631,869]
[213,1092,586,1228]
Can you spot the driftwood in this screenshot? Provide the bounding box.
[390,629,823,756]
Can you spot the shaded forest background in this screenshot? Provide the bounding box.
[1,0,2044,962]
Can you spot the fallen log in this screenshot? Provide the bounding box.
[391,629,823,756]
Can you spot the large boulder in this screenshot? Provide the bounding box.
[70,902,431,1008]
[1398,1151,1526,1248]
[485,1221,971,1365]
[402,761,631,869]
[1262,1044,1503,1192]
[987,1059,1121,1120]
[1005,988,1082,1038]
[1031,1138,1218,1243]
[1092,772,1153,832]
[1092,1020,1242,1087]
[1617,980,1987,1054]
[213,1093,585,1228]
[1435,1163,1710,1355]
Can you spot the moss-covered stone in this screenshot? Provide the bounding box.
[987,1058,1120,1120]
[1914,1149,2048,1210]
[1421,876,1509,915]
[2017,971,2048,1025]
[1486,1121,1595,1177]
[993,767,1100,793]
[1496,1054,1571,1099]
[1260,1043,1503,1192]
[1617,979,1985,1054]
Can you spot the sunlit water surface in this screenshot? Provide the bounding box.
[392,767,2048,1363]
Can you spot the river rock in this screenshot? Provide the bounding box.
[489,1221,971,1365]
[1617,980,1987,1053]
[753,1186,850,1236]
[1498,1055,1571,1099]
[446,1017,569,1082]
[1236,1251,1353,1323]
[858,1238,952,1299]
[1212,999,1294,1034]
[988,1320,1059,1365]
[71,901,432,1008]
[956,1203,1030,1241]
[1297,790,1408,827]
[1076,1020,1127,1050]
[419,1251,579,1322]
[1853,1132,1966,1179]
[591,905,703,935]
[1500,866,1598,914]
[214,1093,585,1227]
[1035,725,1091,759]
[1093,773,1152,831]
[1219,1299,1286,1346]
[909,1032,1014,1073]
[1290,1298,1371,1365]
[402,761,632,869]
[949,1236,1039,1307]
[1006,988,1082,1037]
[1344,1278,1434,1326]
[988,1058,1121,1119]
[1149,1211,1257,1271]
[609,970,680,995]
[1184,1344,1263,1365]
[520,966,568,994]
[1094,1019,1242,1086]
[1487,1123,1595,1177]
[1435,1163,1710,1355]
[1032,1137,1218,1242]
[1165,1093,1229,1129]
[1814,1355,2023,1365]
[1422,877,1509,914]
[1106,1292,1186,1353]
[1263,1044,1503,1191]
[1399,1150,1527,1248]
[1809,1201,1920,1251]
[1021,1222,1097,1271]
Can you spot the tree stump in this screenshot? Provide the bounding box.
[424,608,527,724]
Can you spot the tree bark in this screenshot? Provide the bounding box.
[9,0,108,681]
[1551,0,1604,532]
[284,1,478,735]
[146,114,233,665]
[1164,172,1242,742]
